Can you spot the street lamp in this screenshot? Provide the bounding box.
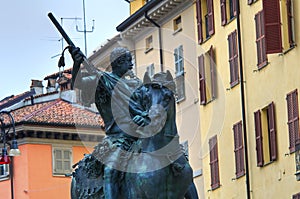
[0,111,21,165]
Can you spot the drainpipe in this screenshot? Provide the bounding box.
[236,1,251,199]
[144,11,164,72]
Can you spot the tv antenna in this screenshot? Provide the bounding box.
[51,17,82,59]
[76,0,95,56]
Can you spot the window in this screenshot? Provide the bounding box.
[196,0,215,44]
[146,63,155,78]
[254,11,267,68]
[228,30,239,87]
[263,0,282,54]
[293,192,300,199]
[0,164,9,178]
[174,45,185,102]
[198,46,216,105]
[286,0,296,48]
[255,0,283,67]
[173,16,182,32]
[209,135,220,190]
[220,0,237,26]
[233,121,245,178]
[286,89,299,153]
[145,35,153,53]
[254,102,277,167]
[248,0,257,5]
[52,147,72,175]
[181,140,189,160]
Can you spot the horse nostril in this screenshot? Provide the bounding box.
[149,105,167,118]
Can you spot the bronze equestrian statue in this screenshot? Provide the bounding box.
[69,46,199,198]
[48,13,198,198]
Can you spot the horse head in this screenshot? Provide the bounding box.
[143,70,175,113]
[129,70,179,151]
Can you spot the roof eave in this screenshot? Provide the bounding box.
[116,0,162,32]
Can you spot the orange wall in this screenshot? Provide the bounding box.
[0,143,91,199]
[73,145,93,164]
[0,179,12,199]
[0,144,29,199]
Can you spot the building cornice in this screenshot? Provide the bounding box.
[116,0,189,39]
[11,124,105,143]
[17,137,98,148]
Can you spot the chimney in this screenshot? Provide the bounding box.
[30,80,44,95]
[46,78,57,93]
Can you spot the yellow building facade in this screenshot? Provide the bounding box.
[194,0,300,198]
[116,0,300,198]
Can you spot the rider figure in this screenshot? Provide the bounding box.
[70,46,147,199]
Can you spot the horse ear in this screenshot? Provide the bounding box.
[166,70,173,81]
[143,72,152,84]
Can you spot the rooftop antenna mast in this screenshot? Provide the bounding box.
[76,0,95,56]
[60,17,82,51]
[54,17,82,77]
[50,17,82,59]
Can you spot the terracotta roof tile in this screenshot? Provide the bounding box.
[44,68,72,80]
[10,99,104,128]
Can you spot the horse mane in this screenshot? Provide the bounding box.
[143,70,176,93]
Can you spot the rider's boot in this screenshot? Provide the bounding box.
[104,167,119,199]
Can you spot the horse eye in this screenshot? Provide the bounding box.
[163,94,172,102]
[143,92,151,104]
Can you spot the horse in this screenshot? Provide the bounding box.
[70,71,198,199]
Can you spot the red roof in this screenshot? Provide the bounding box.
[44,68,72,80]
[0,90,35,110]
[10,99,104,128]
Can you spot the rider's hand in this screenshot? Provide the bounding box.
[132,115,150,127]
[69,46,84,89]
[69,46,84,65]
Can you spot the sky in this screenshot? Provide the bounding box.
[0,0,129,100]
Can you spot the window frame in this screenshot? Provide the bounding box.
[255,11,268,69]
[287,89,300,153]
[220,0,237,26]
[254,109,264,167]
[220,0,227,25]
[174,45,185,102]
[228,30,239,87]
[196,0,215,44]
[229,0,237,19]
[293,192,300,199]
[173,16,182,33]
[209,135,220,190]
[207,0,215,36]
[198,46,216,105]
[145,35,153,53]
[181,140,189,160]
[0,164,9,179]
[198,54,206,104]
[233,121,245,178]
[248,0,257,5]
[286,0,296,48]
[262,0,282,54]
[196,0,203,44]
[254,102,278,167]
[52,146,73,176]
